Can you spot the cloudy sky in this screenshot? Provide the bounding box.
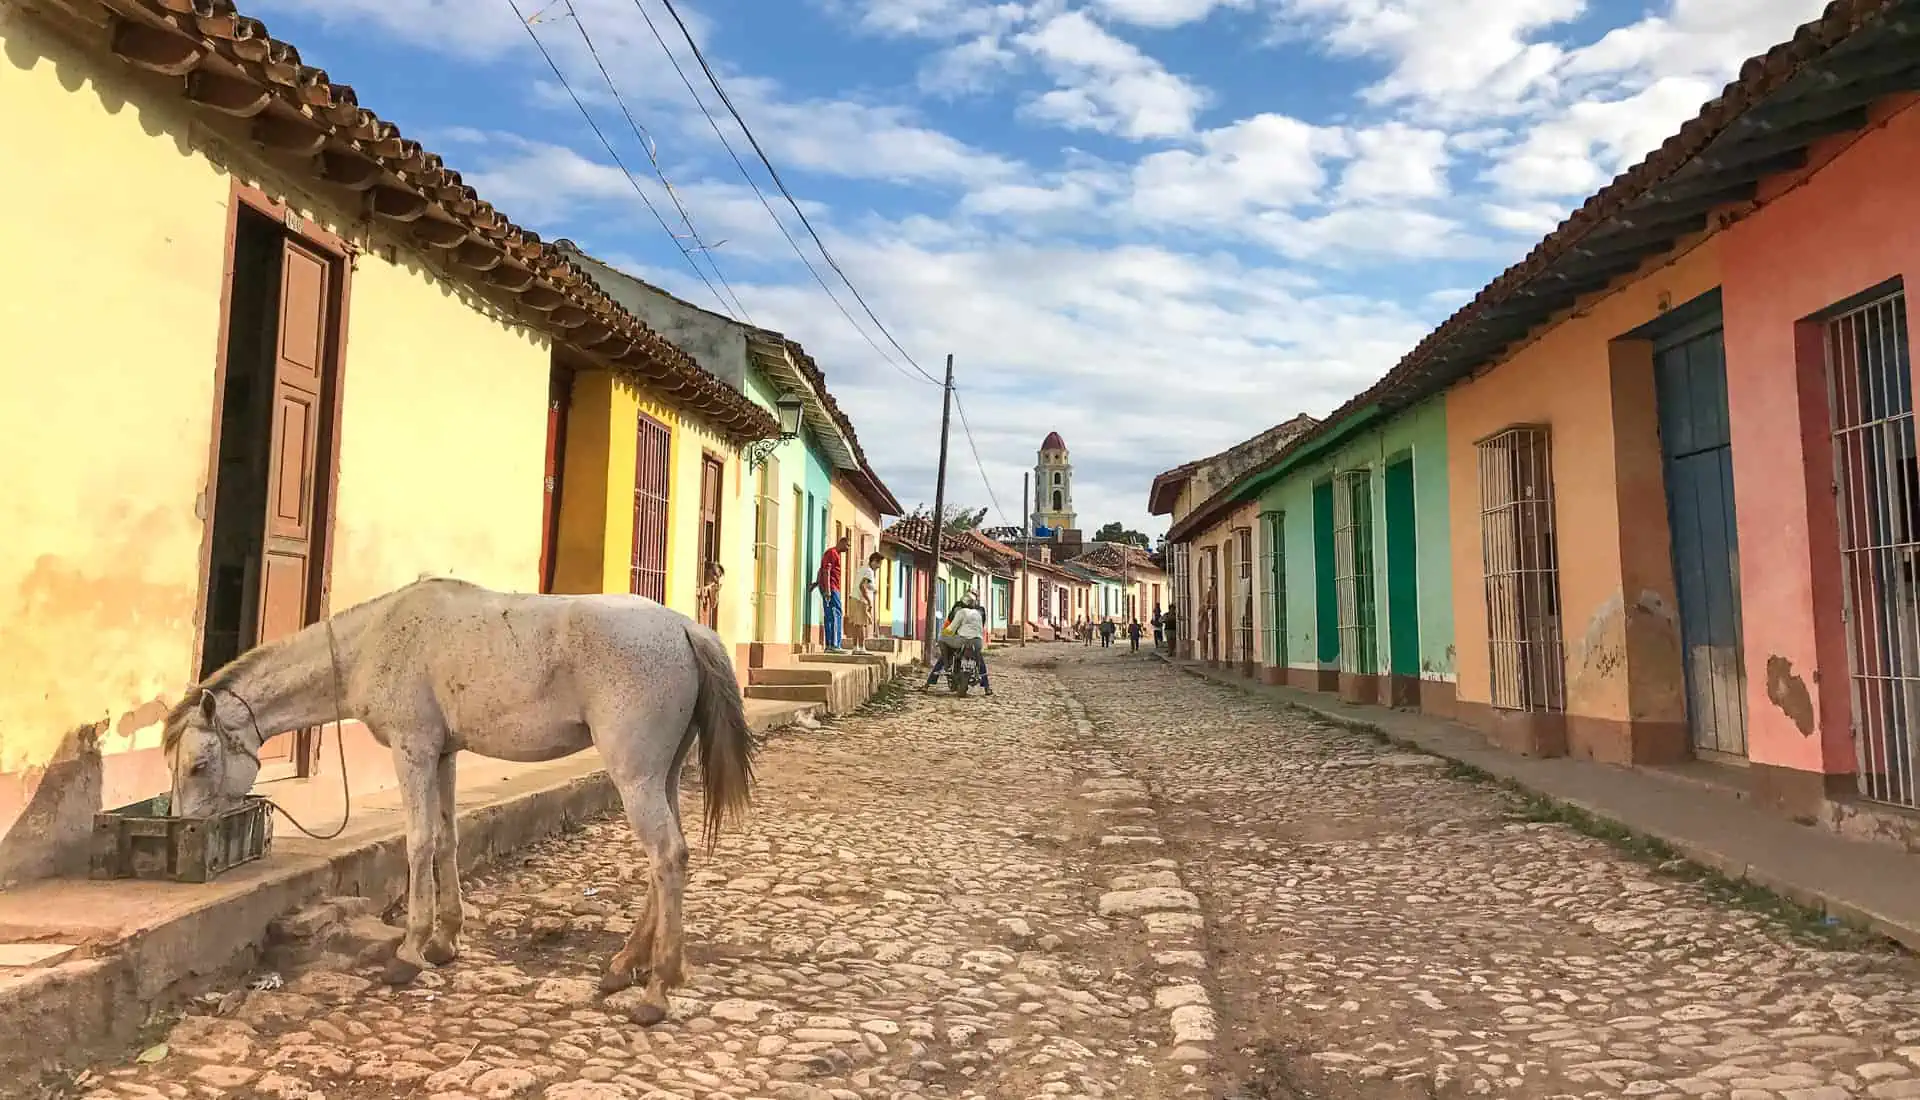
[250,0,1824,535]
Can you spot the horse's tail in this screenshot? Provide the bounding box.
[684,622,755,849]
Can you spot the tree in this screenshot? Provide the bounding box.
[1093,521,1151,548]
[906,504,990,534]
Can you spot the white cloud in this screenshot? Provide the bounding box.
[1484,75,1718,196]
[1093,0,1253,28]
[1337,122,1451,201]
[1015,11,1209,139]
[1129,113,1348,222]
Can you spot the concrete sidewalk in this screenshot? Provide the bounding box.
[1160,654,1920,952]
[0,695,829,1071]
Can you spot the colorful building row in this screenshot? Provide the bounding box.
[1154,1,1920,844]
[0,0,896,882]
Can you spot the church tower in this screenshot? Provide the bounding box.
[1032,431,1077,534]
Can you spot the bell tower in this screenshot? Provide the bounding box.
[1032,432,1077,534]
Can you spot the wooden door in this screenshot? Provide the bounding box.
[256,239,331,767]
[697,454,724,628]
[1656,315,1748,756]
[540,368,571,593]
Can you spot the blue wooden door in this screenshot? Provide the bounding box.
[1656,313,1748,756]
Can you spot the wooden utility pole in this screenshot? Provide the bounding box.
[922,354,956,648]
[1018,473,1030,647]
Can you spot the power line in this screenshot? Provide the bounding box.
[951,389,1011,528]
[653,0,944,386]
[625,0,934,388]
[504,0,739,320]
[564,2,752,322]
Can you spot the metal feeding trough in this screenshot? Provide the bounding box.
[90,794,274,883]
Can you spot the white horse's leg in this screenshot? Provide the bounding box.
[603,771,686,1025]
[424,751,462,966]
[598,885,655,994]
[384,746,441,985]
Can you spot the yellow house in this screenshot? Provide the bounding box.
[0,0,774,880]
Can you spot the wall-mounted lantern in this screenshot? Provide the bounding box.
[745,393,805,472]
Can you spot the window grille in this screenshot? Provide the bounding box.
[1260,511,1286,668]
[1334,469,1378,675]
[1826,287,1920,809]
[752,458,780,640]
[630,412,671,603]
[1234,526,1255,662]
[1477,426,1565,711]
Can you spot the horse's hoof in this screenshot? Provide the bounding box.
[624,1001,668,1027]
[382,956,423,986]
[598,968,639,994]
[423,941,458,967]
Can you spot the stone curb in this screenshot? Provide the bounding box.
[1156,654,1920,953]
[0,702,822,1074]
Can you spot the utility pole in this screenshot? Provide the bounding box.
[1018,473,1030,647]
[922,354,955,649]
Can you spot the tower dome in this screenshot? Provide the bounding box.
[1032,431,1076,534]
[1041,431,1066,452]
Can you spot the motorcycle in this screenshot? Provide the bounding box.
[947,645,980,697]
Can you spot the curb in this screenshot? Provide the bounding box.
[1159,658,1920,953]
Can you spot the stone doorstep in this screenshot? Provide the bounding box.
[0,696,820,1074]
[1163,655,1920,954]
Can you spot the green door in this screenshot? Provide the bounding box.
[1312,481,1339,665]
[1384,457,1421,679]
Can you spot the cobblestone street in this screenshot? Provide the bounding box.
[53,648,1920,1100]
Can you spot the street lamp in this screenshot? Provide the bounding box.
[745,393,805,471]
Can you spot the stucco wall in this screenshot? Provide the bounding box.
[0,6,229,787]
[1718,101,1920,776]
[1445,242,1721,723]
[1255,399,1453,680]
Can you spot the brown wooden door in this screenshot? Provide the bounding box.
[697,454,723,628]
[256,239,331,766]
[540,369,571,593]
[631,413,672,602]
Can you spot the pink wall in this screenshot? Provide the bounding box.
[1719,100,1920,776]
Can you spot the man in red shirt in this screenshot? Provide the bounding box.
[814,534,850,651]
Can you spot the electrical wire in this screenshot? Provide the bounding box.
[625,0,935,387]
[952,389,1011,529]
[653,0,944,386]
[504,0,739,320]
[564,1,752,323]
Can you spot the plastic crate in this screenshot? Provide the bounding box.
[90,794,274,882]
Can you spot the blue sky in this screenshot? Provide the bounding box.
[249,0,1825,535]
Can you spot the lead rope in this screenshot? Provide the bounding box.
[230,620,352,841]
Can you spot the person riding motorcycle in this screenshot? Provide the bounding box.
[925,591,993,695]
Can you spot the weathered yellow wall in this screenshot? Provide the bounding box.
[0,6,229,777]
[328,257,550,607]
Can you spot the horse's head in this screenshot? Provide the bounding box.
[164,688,261,818]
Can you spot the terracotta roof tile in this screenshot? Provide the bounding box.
[90,0,778,441]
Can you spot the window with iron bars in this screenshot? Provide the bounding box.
[1824,285,1920,810]
[630,412,671,603]
[1259,511,1287,669]
[752,458,780,641]
[1333,469,1378,675]
[1233,526,1255,663]
[1477,426,1565,712]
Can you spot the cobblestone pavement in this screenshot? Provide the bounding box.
[50,647,1920,1100]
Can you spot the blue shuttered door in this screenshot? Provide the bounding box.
[1656,317,1749,756]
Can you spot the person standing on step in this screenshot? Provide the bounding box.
[813,534,849,652]
[847,550,882,655]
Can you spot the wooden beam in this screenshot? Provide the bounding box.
[411,219,468,249]
[368,185,428,223]
[1698,106,1870,171]
[109,19,204,75]
[319,150,382,190]
[185,69,271,117]
[250,114,328,156]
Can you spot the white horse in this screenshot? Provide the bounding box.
[164,577,754,1024]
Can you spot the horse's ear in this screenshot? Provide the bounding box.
[198,690,217,720]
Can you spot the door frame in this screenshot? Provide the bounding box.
[190,182,354,776]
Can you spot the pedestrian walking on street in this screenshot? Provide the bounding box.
[1082,618,1094,646]
[1151,604,1163,648]
[811,535,848,652]
[1100,618,1116,647]
[1162,604,1177,653]
[1127,618,1143,653]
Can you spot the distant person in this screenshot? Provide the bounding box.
[1128,618,1143,653]
[1100,618,1116,648]
[1151,605,1164,649]
[1162,604,1177,653]
[847,550,882,654]
[1082,618,1094,647]
[695,561,723,629]
[811,535,849,652]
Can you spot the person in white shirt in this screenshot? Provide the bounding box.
[848,551,881,654]
[924,591,993,695]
